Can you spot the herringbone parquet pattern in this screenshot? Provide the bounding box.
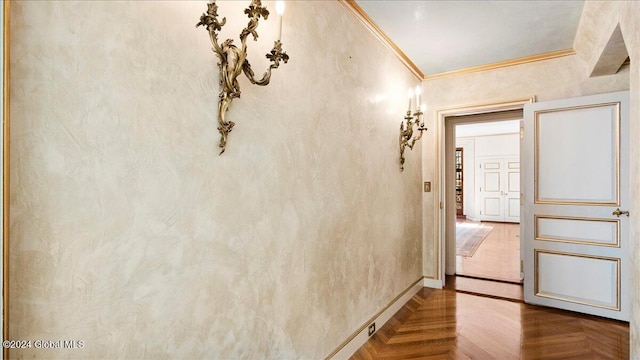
[351,288,629,359]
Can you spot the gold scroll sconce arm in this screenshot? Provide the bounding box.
[399,86,427,171]
[197,0,289,155]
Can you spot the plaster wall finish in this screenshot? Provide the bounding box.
[423,1,640,354]
[8,1,423,358]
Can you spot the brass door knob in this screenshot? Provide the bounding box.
[612,208,629,217]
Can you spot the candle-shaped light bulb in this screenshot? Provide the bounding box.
[420,103,426,113]
[415,85,422,109]
[276,1,285,41]
[407,89,413,112]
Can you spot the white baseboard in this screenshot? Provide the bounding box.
[328,279,423,360]
[423,277,443,289]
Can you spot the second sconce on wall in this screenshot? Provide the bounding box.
[399,86,427,171]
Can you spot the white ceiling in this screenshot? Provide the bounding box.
[355,1,585,76]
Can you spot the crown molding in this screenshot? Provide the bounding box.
[339,0,424,81]
[424,49,576,80]
[339,1,577,82]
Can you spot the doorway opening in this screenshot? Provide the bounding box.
[454,120,521,283]
[439,101,532,297]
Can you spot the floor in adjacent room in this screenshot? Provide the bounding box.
[456,218,521,283]
[350,287,629,359]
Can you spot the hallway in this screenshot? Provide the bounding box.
[6,1,640,358]
[351,288,629,359]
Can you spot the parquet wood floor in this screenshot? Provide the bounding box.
[350,288,629,359]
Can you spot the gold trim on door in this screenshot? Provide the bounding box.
[534,102,620,206]
[534,215,620,247]
[534,249,620,311]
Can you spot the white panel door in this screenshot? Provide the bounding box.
[479,157,520,223]
[504,161,521,223]
[480,160,503,221]
[523,91,629,321]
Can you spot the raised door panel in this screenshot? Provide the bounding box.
[480,161,503,221]
[535,105,618,205]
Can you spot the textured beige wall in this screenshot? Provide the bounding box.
[8,1,423,358]
[422,1,640,354]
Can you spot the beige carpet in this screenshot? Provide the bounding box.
[456,223,493,257]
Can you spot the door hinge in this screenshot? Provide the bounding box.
[520,127,524,140]
[520,193,524,206]
[520,260,524,272]
[480,210,482,215]
[440,201,444,209]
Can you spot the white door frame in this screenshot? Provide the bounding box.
[434,97,534,286]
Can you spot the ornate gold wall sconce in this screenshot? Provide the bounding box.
[197,1,290,155]
[399,86,427,171]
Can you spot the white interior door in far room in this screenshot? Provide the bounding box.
[522,91,630,321]
[478,157,520,223]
